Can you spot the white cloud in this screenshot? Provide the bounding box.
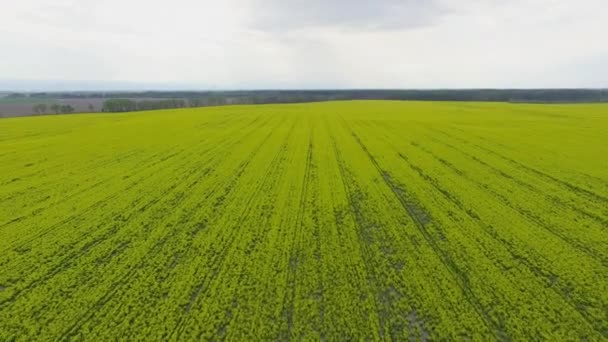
[0,0,606,89]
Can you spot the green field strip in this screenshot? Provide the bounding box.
[0,113,282,338]
[410,137,608,258]
[393,153,608,337]
[166,122,298,340]
[343,122,502,339]
[60,134,283,339]
[430,127,608,205]
[423,128,608,220]
[0,115,274,236]
[438,105,608,187]
[418,133,608,229]
[0,113,267,219]
[346,119,606,339]
[300,116,382,340]
[0,114,278,300]
[1,101,607,340]
[371,121,608,261]
[331,118,494,339]
[0,113,275,241]
[175,129,295,338]
[384,121,608,325]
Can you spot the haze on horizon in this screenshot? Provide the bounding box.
[1,0,607,90]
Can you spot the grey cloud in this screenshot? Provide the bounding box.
[250,0,449,31]
[1,0,607,88]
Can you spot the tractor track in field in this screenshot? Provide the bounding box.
[330,135,386,340]
[422,135,608,228]
[1,146,195,266]
[2,114,273,250]
[0,116,277,306]
[394,152,607,337]
[2,102,607,340]
[407,141,608,265]
[59,117,286,338]
[68,145,276,336]
[278,131,314,342]
[0,149,142,189]
[429,128,608,205]
[0,115,273,231]
[447,125,608,187]
[175,141,290,339]
[430,137,608,228]
[0,162,206,310]
[330,119,432,340]
[369,122,608,337]
[0,149,182,230]
[171,120,296,340]
[192,121,298,340]
[344,121,502,339]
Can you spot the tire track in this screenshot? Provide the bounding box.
[2,114,273,248]
[64,117,285,338]
[278,132,313,341]
[408,141,608,264]
[429,128,608,204]
[0,115,270,231]
[0,116,276,308]
[422,134,608,227]
[170,120,296,339]
[344,122,501,339]
[58,117,285,339]
[330,118,424,340]
[329,137,386,340]
[395,152,607,338]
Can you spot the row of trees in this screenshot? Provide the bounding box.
[33,104,75,115]
[100,95,334,113]
[101,99,188,112]
[101,97,243,113]
[28,88,608,115]
[16,89,608,103]
[32,103,96,115]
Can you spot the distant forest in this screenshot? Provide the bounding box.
[4,89,608,113]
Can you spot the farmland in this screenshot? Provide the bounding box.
[0,101,607,340]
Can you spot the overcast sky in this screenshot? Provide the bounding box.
[1,0,607,89]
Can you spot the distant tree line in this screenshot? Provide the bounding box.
[11,89,608,103]
[32,103,74,115]
[101,99,188,112]
[101,97,244,113]
[12,89,608,115]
